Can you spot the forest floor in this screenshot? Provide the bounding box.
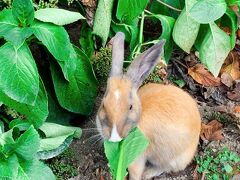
[49,50,240,179]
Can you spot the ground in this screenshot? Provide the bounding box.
[49,83,240,180]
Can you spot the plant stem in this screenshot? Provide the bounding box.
[156,0,182,12]
[132,11,145,59]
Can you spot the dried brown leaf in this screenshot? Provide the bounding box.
[221,51,240,81]
[233,105,240,113]
[221,72,233,87]
[227,81,240,101]
[200,120,224,141]
[188,64,221,86]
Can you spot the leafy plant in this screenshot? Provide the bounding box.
[92,0,239,77]
[0,0,97,178]
[104,128,149,180]
[196,147,240,179]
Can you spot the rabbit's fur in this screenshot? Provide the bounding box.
[96,32,201,180]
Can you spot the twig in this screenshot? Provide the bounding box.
[156,0,182,12]
[174,59,188,69]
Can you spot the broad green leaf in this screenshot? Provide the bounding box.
[0,129,14,146]
[189,0,227,24]
[194,24,209,50]
[0,9,33,48]
[37,135,74,159]
[0,154,18,179]
[149,0,184,18]
[146,14,175,63]
[37,122,81,159]
[35,8,85,26]
[111,20,139,51]
[0,42,39,105]
[225,8,238,49]
[104,128,149,179]
[32,20,74,80]
[0,80,48,128]
[12,0,34,26]
[51,46,98,115]
[93,0,114,46]
[79,22,95,57]
[116,0,148,23]
[17,159,55,180]
[9,119,31,131]
[199,23,231,77]
[14,126,40,161]
[173,0,200,53]
[39,122,81,139]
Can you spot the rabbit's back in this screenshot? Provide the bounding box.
[138,83,201,172]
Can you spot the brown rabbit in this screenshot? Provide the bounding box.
[96,32,201,180]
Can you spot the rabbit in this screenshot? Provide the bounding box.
[96,32,201,180]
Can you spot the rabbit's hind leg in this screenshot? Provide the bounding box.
[142,165,163,180]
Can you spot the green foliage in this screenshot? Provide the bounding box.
[91,47,112,84]
[196,148,240,179]
[35,8,85,26]
[0,126,55,179]
[0,0,96,178]
[93,0,114,46]
[93,0,239,76]
[104,128,149,180]
[116,0,148,24]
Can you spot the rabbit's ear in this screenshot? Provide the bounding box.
[110,32,125,77]
[126,40,165,88]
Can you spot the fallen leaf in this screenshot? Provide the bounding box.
[227,81,240,101]
[233,106,240,113]
[221,72,233,87]
[200,120,224,141]
[221,51,240,81]
[188,64,221,86]
[99,175,104,180]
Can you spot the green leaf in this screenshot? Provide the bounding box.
[199,23,231,77]
[17,159,55,180]
[0,154,18,179]
[0,79,48,128]
[0,42,39,105]
[12,0,34,26]
[146,14,175,63]
[189,0,227,24]
[79,22,95,57]
[226,0,240,6]
[223,163,233,173]
[116,0,148,23]
[93,0,114,46]
[0,9,33,48]
[9,119,31,131]
[51,46,98,115]
[104,128,149,179]
[39,122,81,139]
[37,122,81,159]
[149,0,184,18]
[32,20,74,80]
[173,0,200,53]
[111,20,139,51]
[35,8,85,26]
[194,24,209,50]
[0,129,14,146]
[225,8,238,49]
[14,126,40,161]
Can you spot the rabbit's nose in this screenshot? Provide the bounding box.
[109,124,122,142]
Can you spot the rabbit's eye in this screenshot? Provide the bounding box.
[129,104,133,110]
